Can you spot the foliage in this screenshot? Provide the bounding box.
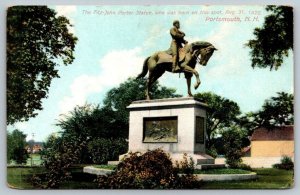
[88,138,128,164]
[174,153,195,175]
[56,104,128,164]
[43,133,61,152]
[7,129,29,164]
[205,147,218,158]
[222,126,247,168]
[238,163,253,171]
[239,92,293,134]
[97,149,201,189]
[32,136,88,188]
[194,92,241,148]
[246,6,293,70]
[103,77,181,125]
[57,104,128,139]
[273,156,294,170]
[7,6,78,124]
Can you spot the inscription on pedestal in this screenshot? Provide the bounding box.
[143,116,178,143]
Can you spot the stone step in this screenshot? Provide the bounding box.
[196,158,215,165]
[83,166,114,176]
[195,164,226,170]
[107,161,120,165]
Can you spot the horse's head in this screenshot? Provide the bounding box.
[190,41,217,66]
[199,45,217,66]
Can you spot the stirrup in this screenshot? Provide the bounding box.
[173,67,181,73]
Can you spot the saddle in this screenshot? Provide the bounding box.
[157,47,186,65]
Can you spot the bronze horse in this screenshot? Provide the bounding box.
[136,41,217,100]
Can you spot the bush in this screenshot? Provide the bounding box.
[32,136,88,188]
[273,156,294,170]
[222,127,246,168]
[206,147,218,158]
[97,149,201,189]
[88,138,128,164]
[175,153,195,175]
[237,163,252,171]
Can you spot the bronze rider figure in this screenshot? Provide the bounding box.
[170,20,188,72]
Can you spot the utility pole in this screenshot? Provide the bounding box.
[31,133,34,166]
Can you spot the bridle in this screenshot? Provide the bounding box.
[192,49,202,65]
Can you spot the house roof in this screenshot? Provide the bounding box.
[251,126,294,141]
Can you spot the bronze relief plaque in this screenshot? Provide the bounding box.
[143,116,178,143]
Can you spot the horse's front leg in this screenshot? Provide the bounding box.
[182,65,201,90]
[186,76,193,97]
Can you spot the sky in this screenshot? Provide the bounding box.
[7,5,293,142]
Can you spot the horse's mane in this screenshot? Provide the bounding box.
[190,41,212,50]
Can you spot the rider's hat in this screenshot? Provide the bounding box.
[173,20,180,26]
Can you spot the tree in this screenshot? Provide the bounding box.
[240,92,293,134]
[222,126,246,168]
[246,6,293,70]
[7,129,29,164]
[103,77,181,125]
[194,92,241,148]
[33,135,88,188]
[51,78,180,164]
[7,6,78,124]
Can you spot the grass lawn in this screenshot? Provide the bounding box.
[7,166,98,189]
[7,167,46,189]
[193,168,252,174]
[26,154,44,166]
[7,166,293,189]
[201,168,294,189]
[92,164,117,170]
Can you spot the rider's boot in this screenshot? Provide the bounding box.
[172,56,180,72]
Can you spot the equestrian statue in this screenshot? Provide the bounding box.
[136,20,217,100]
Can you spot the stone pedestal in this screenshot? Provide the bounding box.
[124,97,215,165]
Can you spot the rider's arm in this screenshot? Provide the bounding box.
[170,28,185,39]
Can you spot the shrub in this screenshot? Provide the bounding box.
[206,147,218,158]
[32,136,88,188]
[238,163,253,171]
[175,153,195,175]
[97,149,201,189]
[273,156,294,170]
[88,138,128,164]
[222,126,246,168]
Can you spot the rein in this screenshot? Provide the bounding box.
[193,49,202,65]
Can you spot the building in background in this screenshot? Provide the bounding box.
[250,126,294,158]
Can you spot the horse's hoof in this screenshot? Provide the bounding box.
[194,82,201,89]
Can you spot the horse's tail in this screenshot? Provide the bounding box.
[136,56,150,79]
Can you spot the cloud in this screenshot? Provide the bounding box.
[143,24,169,49]
[58,47,145,115]
[202,21,248,78]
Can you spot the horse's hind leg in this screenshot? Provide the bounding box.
[185,73,193,97]
[146,71,152,100]
[147,69,165,99]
